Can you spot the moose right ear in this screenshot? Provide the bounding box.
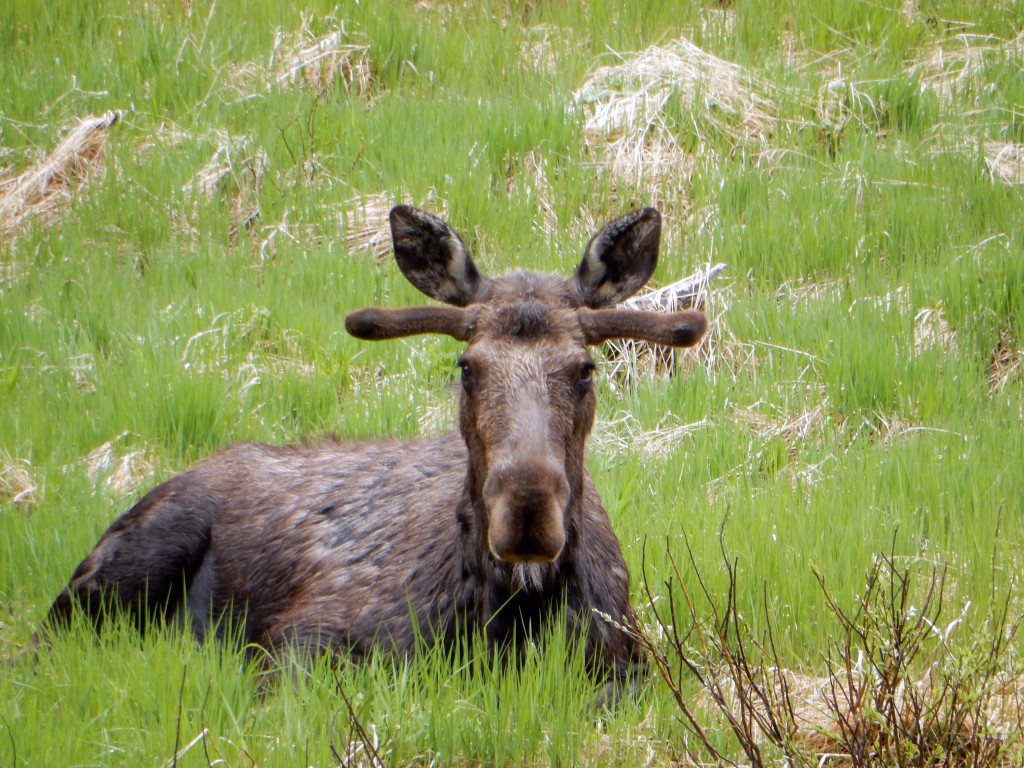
[390,206,492,307]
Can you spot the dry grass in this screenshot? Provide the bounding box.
[519,24,574,78]
[225,16,372,100]
[339,190,447,260]
[574,37,774,201]
[574,38,776,144]
[914,305,957,356]
[915,32,1024,106]
[85,433,156,499]
[732,399,829,446]
[989,328,1023,395]
[710,666,1024,764]
[183,131,266,242]
[269,16,372,97]
[604,263,727,380]
[984,142,1024,186]
[638,544,1024,767]
[591,411,713,459]
[0,111,120,239]
[506,151,559,244]
[336,191,401,261]
[779,277,844,307]
[0,450,38,509]
[261,190,447,263]
[854,411,969,447]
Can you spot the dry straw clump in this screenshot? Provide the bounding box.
[575,37,776,144]
[269,18,372,97]
[989,328,1023,395]
[0,111,120,239]
[984,142,1024,186]
[573,36,775,193]
[914,304,957,356]
[0,450,38,509]
[591,411,713,460]
[337,192,403,261]
[603,262,727,380]
[85,433,156,499]
[338,190,447,260]
[914,31,1024,106]
[226,15,371,99]
[183,131,267,243]
[260,191,446,262]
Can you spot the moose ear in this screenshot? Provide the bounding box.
[390,206,491,307]
[573,207,661,309]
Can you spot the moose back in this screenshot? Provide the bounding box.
[43,206,706,681]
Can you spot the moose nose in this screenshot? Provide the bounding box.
[483,460,570,564]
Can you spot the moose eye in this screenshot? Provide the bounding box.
[576,362,596,395]
[457,357,476,391]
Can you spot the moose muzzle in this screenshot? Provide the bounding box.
[483,459,570,563]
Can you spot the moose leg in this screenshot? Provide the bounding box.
[41,475,216,640]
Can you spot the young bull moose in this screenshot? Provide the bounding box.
[42,206,706,685]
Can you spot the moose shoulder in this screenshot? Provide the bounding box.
[43,206,706,682]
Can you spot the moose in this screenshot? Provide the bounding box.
[42,206,706,686]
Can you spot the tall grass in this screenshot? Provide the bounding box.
[2,0,1022,764]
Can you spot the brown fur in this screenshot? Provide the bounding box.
[42,207,706,685]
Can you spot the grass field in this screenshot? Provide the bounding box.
[2,0,1023,764]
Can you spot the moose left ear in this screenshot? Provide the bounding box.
[573,207,661,309]
[390,206,492,307]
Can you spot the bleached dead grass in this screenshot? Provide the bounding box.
[591,411,713,459]
[914,304,957,355]
[506,151,559,245]
[984,142,1024,186]
[183,131,266,242]
[85,432,156,499]
[604,263,727,380]
[0,450,38,509]
[0,111,120,238]
[227,16,371,100]
[779,277,844,307]
[336,191,403,261]
[854,411,969,447]
[520,25,574,78]
[732,399,829,446]
[269,17,371,96]
[262,190,446,262]
[575,38,776,144]
[574,37,774,200]
[914,31,1024,106]
[989,328,1023,395]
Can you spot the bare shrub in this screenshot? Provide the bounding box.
[631,535,1024,766]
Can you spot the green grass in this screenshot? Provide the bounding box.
[2,0,1023,764]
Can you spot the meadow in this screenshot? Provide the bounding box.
[2,0,1023,764]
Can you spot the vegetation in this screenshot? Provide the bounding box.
[2,0,1022,764]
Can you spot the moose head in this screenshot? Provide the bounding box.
[346,206,706,566]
